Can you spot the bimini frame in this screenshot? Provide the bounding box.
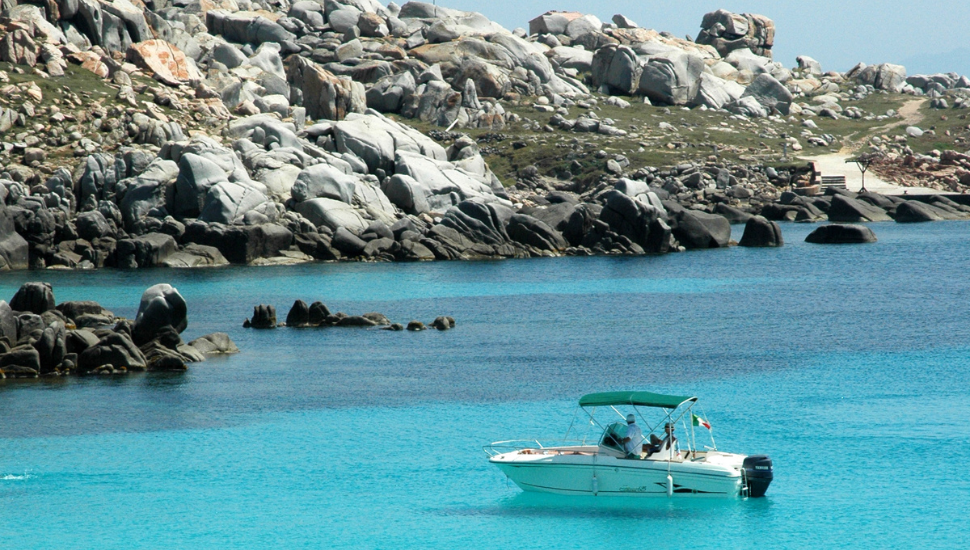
[564,391,713,457]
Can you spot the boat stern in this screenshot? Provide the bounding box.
[742,455,773,497]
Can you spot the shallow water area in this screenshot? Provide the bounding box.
[1,222,970,548]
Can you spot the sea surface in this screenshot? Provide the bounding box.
[2,222,969,549]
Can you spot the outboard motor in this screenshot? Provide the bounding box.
[742,455,773,497]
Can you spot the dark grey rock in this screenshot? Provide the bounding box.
[507,214,568,252]
[331,226,367,256]
[183,222,293,264]
[114,233,177,268]
[714,203,754,224]
[286,299,311,327]
[131,284,188,346]
[894,201,945,223]
[805,224,877,244]
[10,282,54,315]
[56,301,113,322]
[673,211,731,249]
[828,194,892,223]
[738,216,783,247]
[77,332,147,373]
[248,304,277,328]
[0,345,41,373]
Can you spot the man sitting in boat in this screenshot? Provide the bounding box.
[648,423,680,460]
[619,414,643,457]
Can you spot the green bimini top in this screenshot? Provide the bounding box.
[579,391,697,409]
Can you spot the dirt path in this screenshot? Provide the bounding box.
[839,98,927,154]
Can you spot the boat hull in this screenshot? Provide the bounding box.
[490,452,744,497]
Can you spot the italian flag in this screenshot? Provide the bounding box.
[692,414,711,430]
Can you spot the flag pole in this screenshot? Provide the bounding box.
[690,410,696,456]
[698,409,716,450]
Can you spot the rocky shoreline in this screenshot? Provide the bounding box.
[0,281,236,378]
[0,3,966,270]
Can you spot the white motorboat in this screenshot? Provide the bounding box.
[484,391,773,498]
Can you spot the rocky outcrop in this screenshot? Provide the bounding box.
[285,299,311,327]
[847,63,907,93]
[246,299,454,331]
[696,10,775,58]
[0,283,228,378]
[246,304,277,328]
[0,0,956,273]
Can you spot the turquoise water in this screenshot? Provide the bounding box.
[2,222,970,548]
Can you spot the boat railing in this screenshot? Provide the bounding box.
[483,439,592,457]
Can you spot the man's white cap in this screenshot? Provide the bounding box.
[626,414,636,424]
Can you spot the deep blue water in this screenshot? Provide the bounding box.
[2,222,970,548]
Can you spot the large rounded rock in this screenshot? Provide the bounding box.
[33,322,66,373]
[198,181,270,225]
[894,201,944,223]
[738,216,783,247]
[366,71,416,113]
[75,210,113,241]
[739,73,792,114]
[131,284,188,346]
[673,211,731,249]
[638,51,705,105]
[331,226,368,256]
[114,233,178,268]
[291,164,357,203]
[308,301,331,325]
[211,42,247,69]
[507,214,568,252]
[431,316,455,330]
[599,190,661,248]
[0,346,41,374]
[286,299,311,327]
[805,224,877,244]
[174,152,230,218]
[17,313,45,341]
[828,194,892,223]
[10,282,55,315]
[592,45,641,95]
[77,332,148,373]
[294,198,368,234]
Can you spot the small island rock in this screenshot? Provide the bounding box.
[805,224,877,244]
